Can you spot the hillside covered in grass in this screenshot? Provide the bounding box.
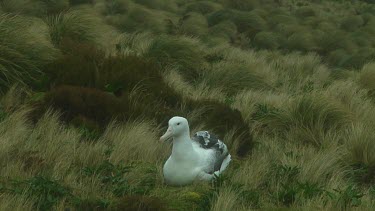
[1,0,375,210]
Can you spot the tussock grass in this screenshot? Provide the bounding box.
[359,62,375,92]
[184,1,223,15]
[146,35,206,81]
[113,4,171,33]
[45,8,108,46]
[132,0,178,12]
[210,186,244,211]
[179,12,209,37]
[3,0,375,210]
[0,14,59,90]
[103,120,169,164]
[202,62,272,94]
[253,31,280,50]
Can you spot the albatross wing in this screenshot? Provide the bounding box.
[191,131,231,173]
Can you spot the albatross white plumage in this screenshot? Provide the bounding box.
[160,116,231,186]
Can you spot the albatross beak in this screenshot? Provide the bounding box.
[160,126,173,142]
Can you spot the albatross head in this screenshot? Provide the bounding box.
[160,116,190,142]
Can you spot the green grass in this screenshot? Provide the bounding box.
[2,0,375,210]
[0,14,59,90]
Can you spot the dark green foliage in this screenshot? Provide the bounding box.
[74,198,110,210]
[41,0,69,14]
[117,6,168,33]
[343,47,375,69]
[202,64,272,94]
[184,1,222,15]
[350,164,375,185]
[341,15,364,32]
[44,85,129,127]
[69,0,94,5]
[8,176,74,210]
[295,6,317,17]
[82,161,134,196]
[253,31,280,49]
[233,10,267,37]
[285,32,316,52]
[208,9,267,38]
[207,9,234,27]
[334,185,364,209]
[0,14,58,90]
[209,21,237,41]
[45,39,104,88]
[146,35,206,82]
[270,164,327,206]
[103,0,130,15]
[327,49,351,67]
[0,105,7,122]
[110,195,168,211]
[221,0,259,11]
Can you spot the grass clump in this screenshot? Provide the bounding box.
[253,31,280,50]
[221,0,259,11]
[146,35,206,81]
[184,1,223,15]
[341,15,365,32]
[179,12,209,37]
[132,0,178,12]
[45,8,107,46]
[112,4,170,33]
[0,14,59,90]
[202,62,272,94]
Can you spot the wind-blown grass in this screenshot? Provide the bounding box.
[0,14,59,90]
[45,8,108,46]
[3,0,375,210]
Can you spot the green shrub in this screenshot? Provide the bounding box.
[253,31,280,50]
[0,14,59,90]
[45,9,106,46]
[184,1,223,15]
[341,15,364,32]
[146,35,206,81]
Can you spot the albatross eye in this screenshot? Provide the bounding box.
[177,123,180,125]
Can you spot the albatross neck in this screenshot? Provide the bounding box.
[171,132,194,160]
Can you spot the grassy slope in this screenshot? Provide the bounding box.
[1,0,375,210]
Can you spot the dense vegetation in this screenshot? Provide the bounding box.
[1,0,375,210]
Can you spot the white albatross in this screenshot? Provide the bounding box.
[160,116,231,186]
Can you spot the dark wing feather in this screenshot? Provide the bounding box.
[192,131,229,173]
